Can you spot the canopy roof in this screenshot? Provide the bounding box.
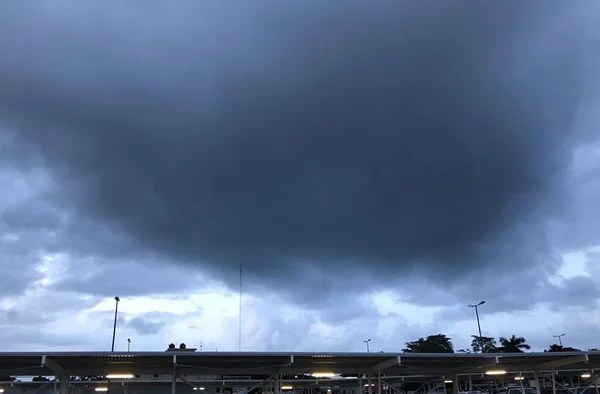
[0,351,597,378]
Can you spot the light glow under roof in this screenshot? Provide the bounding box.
[106,373,135,379]
[485,370,507,376]
[311,372,336,378]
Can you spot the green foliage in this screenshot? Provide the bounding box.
[403,334,454,353]
[470,335,497,353]
[546,344,581,352]
[403,333,599,354]
[498,335,530,353]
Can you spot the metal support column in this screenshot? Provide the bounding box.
[378,372,382,394]
[469,374,473,392]
[532,371,541,394]
[552,370,556,394]
[368,374,373,394]
[359,375,363,394]
[519,375,525,393]
[453,375,460,394]
[172,354,177,394]
[59,375,69,394]
[274,374,281,394]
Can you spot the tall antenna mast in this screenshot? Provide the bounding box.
[238,262,242,352]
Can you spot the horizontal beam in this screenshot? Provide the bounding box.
[21,361,598,378]
[371,356,401,371]
[6,371,599,388]
[52,365,555,376]
[535,354,588,370]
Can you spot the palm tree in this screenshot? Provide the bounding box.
[498,335,530,353]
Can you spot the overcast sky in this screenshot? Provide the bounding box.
[1,1,600,354]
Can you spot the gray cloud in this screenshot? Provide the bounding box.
[0,289,103,351]
[0,327,93,352]
[319,297,383,325]
[0,291,99,326]
[52,259,203,297]
[127,317,165,336]
[586,251,600,278]
[0,167,53,296]
[0,0,599,311]
[434,275,600,323]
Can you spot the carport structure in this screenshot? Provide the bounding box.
[0,351,598,394]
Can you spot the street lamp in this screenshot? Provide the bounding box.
[364,338,371,353]
[468,301,485,352]
[127,338,131,352]
[111,297,120,352]
[553,333,565,347]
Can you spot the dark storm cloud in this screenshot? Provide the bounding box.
[551,141,600,251]
[0,1,598,304]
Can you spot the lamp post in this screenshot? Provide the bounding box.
[127,338,131,352]
[111,297,120,352]
[553,334,565,347]
[364,338,371,353]
[468,301,485,352]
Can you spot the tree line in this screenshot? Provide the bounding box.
[402,334,599,353]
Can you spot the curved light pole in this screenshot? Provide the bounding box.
[468,301,485,352]
[364,338,372,353]
[553,333,565,347]
[111,297,120,352]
